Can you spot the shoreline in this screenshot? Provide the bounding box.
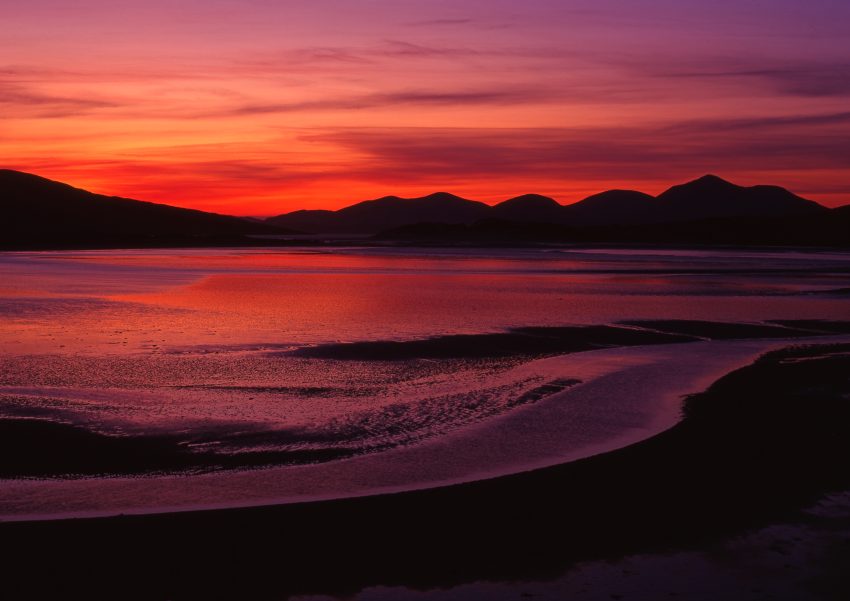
[3,240,850,253]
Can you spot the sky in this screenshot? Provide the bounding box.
[3,0,850,215]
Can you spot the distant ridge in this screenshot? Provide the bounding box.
[2,170,844,249]
[1,170,296,248]
[267,175,829,234]
[268,191,491,233]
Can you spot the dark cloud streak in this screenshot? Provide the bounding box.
[222,87,563,116]
[652,60,850,98]
[0,83,118,118]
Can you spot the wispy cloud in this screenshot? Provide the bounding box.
[406,18,473,28]
[250,39,487,72]
[285,47,375,65]
[378,40,479,58]
[0,82,119,118]
[648,58,850,98]
[222,87,564,116]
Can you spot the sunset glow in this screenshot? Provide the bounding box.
[4,0,850,214]
[4,4,850,597]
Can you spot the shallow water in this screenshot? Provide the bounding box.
[3,246,849,354]
[1,246,849,518]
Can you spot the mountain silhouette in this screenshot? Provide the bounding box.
[267,175,827,234]
[264,209,338,234]
[562,190,659,226]
[1,170,294,248]
[492,194,564,222]
[268,192,490,233]
[656,174,825,221]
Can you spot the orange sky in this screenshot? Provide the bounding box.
[4,1,850,215]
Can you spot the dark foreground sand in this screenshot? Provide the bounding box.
[1,342,849,600]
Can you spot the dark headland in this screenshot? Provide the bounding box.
[0,169,300,250]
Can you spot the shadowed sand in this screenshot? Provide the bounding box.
[291,324,697,360]
[290,320,839,361]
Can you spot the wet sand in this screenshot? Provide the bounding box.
[1,334,845,521]
[2,342,849,600]
[0,319,840,484]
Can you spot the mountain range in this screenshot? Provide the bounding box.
[267,174,828,234]
[2,169,847,248]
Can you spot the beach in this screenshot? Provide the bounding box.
[2,342,849,599]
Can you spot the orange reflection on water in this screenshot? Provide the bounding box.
[112,272,600,349]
